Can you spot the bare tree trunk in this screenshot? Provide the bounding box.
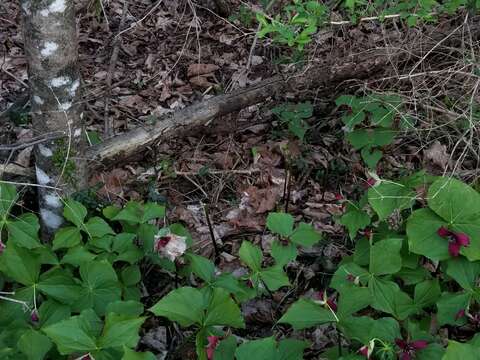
[21,0,87,237]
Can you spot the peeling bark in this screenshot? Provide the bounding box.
[21,0,87,237]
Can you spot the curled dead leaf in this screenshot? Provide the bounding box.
[187,63,219,77]
[424,141,450,170]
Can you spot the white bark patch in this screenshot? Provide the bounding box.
[44,193,62,208]
[59,102,72,111]
[38,144,53,157]
[35,166,51,185]
[40,0,66,16]
[33,95,44,105]
[22,1,31,15]
[50,0,66,12]
[40,42,58,57]
[50,76,70,87]
[74,128,82,137]
[69,79,80,97]
[40,208,63,229]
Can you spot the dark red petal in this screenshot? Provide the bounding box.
[411,340,428,349]
[314,291,325,301]
[327,298,337,312]
[30,310,39,322]
[454,233,470,247]
[366,178,377,188]
[358,346,369,357]
[448,242,461,257]
[455,309,465,320]
[437,226,451,238]
[401,353,411,360]
[346,274,356,282]
[335,193,344,201]
[395,339,407,349]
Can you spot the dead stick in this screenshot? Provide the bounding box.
[203,203,221,260]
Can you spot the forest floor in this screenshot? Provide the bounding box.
[1,0,479,358]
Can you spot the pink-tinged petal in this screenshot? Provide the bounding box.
[448,242,461,257]
[411,340,428,349]
[455,309,465,320]
[437,226,451,238]
[0,240,5,254]
[358,346,369,357]
[206,336,219,360]
[454,233,470,247]
[395,339,407,349]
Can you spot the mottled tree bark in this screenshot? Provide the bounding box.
[21,0,86,237]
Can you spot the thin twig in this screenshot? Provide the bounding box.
[116,0,164,38]
[0,132,64,152]
[203,203,221,260]
[1,68,28,88]
[0,179,62,191]
[175,168,260,177]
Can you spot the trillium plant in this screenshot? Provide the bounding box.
[280,174,480,359]
[1,171,480,359]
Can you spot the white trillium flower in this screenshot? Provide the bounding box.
[153,232,187,261]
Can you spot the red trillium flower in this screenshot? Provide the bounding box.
[314,291,337,312]
[436,226,470,257]
[326,297,337,312]
[346,273,360,285]
[335,193,344,201]
[358,340,375,358]
[365,178,377,188]
[206,336,219,359]
[364,228,373,239]
[358,345,369,358]
[30,309,39,322]
[395,339,428,360]
[467,312,480,326]
[455,309,466,321]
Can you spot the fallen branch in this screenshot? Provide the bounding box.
[86,61,383,166]
[85,17,479,168]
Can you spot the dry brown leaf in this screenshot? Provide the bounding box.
[187,63,219,77]
[15,147,32,168]
[89,168,129,198]
[119,95,145,108]
[189,75,215,88]
[424,141,450,170]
